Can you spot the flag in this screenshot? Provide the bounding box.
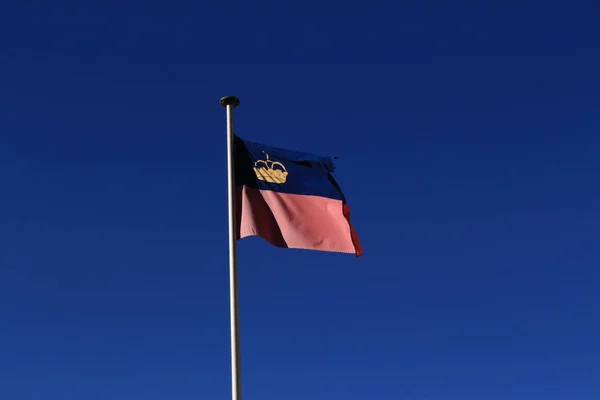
[234,135,363,257]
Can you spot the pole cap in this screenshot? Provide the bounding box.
[220,96,240,108]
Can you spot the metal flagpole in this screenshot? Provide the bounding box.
[220,95,242,400]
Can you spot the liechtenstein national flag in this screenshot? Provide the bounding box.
[234,135,363,257]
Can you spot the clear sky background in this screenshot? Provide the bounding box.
[1,2,599,399]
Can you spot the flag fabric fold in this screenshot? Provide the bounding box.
[234,135,363,257]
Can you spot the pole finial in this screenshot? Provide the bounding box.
[220,96,240,108]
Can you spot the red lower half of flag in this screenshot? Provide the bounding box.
[236,186,362,256]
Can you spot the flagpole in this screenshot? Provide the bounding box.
[220,95,242,400]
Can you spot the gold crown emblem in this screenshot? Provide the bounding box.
[253,152,288,184]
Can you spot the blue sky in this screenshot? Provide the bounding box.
[1,1,599,399]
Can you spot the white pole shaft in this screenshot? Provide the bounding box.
[225,103,242,400]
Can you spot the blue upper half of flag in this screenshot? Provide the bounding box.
[234,135,346,201]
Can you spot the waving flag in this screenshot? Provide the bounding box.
[234,135,363,256]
